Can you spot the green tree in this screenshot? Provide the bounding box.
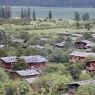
[12,58,27,70]
[0,48,7,57]
[34,73,72,95]
[76,84,95,95]
[82,32,92,40]
[49,48,69,63]
[0,69,9,82]
[4,80,32,95]
[74,11,80,29]
[82,12,91,30]
[21,8,24,19]
[64,37,73,50]
[82,12,90,21]
[0,7,4,18]
[48,10,52,20]
[27,8,31,19]
[91,46,95,53]
[4,6,11,19]
[79,71,92,80]
[32,10,36,21]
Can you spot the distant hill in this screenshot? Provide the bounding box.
[0,0,94,7]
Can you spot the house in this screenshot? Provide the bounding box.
[25,77,37,84]
[0,45,5,48]
[52,41,65,48]
[68,80,95,95]
[40,38,49,41]
[12,38,25,43]
[58,32,71,36]
[86,60,95,71]
[13,69,40,79]
[21,55,48,69]
[0,56,17,69]
[29,45,45,49]
[75,40,95,49]
[0,55,48,70]
[70,51,95,63]
[11,69,40,84]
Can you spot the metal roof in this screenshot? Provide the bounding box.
[20,55,48,63]
[0,45,5,48]
[16,69,40,77]
[69,80,95,86]
[12,38,25,43]
[75,40,95,47]
[29,45,44,49]
[70,51,95,57]
[1,56,17,63]
[25,78,37,84]
[54,41,65,47]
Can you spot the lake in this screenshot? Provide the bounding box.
[9,6,95,19]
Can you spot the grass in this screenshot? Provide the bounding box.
[0,19,95,34]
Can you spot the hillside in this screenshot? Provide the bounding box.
[0,0,94,7]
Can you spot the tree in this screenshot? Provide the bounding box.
[91,46,95,52]
[79,71,92,80]
[0,48,7,57]
[82,12,90,21]
[27,8,31,19]
[34,73,72,95]
[12,58,27,70]
[0,68,9,82]
[74,11,80,21]
[48,10,52,20]
[21,8,24,19]
[32,10,36,21]
[82,32,92,40]
[49,48,69,63]
[4,6,11,19]
[0,7,4,18]
[4,80,32,95]
[74,11,80,29]
[76,84,95,95]
[82,12,91,30]
[64,37,73,50]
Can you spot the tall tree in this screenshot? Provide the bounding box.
[82,12,91,30]
[12,58,27,70]
[82,12,90,21]
[74,11,80,29]
[74,11,80,21]
[27,8,31,19]
[21,8,24,19]
[4,6,11,18]
[32,10,36,21]
[48,10,52,20]
[0,7,4,18]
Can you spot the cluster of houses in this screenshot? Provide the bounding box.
[0,55,48,84]
[1,31,95,94]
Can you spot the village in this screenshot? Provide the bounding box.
[0,28,95,95]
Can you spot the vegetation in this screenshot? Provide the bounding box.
[0,7,95,95]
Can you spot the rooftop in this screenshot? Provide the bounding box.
[54,41,65,47]
[1,56,17,63]
[69,80,95,86]
[29,45,44,49]
[76,40,95,47]
[70,51,95,57]
[25,78,37,84]
[12,38,25,43]
[16,69,40,77]
[0,45,5,48]
[21,55,48,63]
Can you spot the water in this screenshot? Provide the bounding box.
[9,6,95,19]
